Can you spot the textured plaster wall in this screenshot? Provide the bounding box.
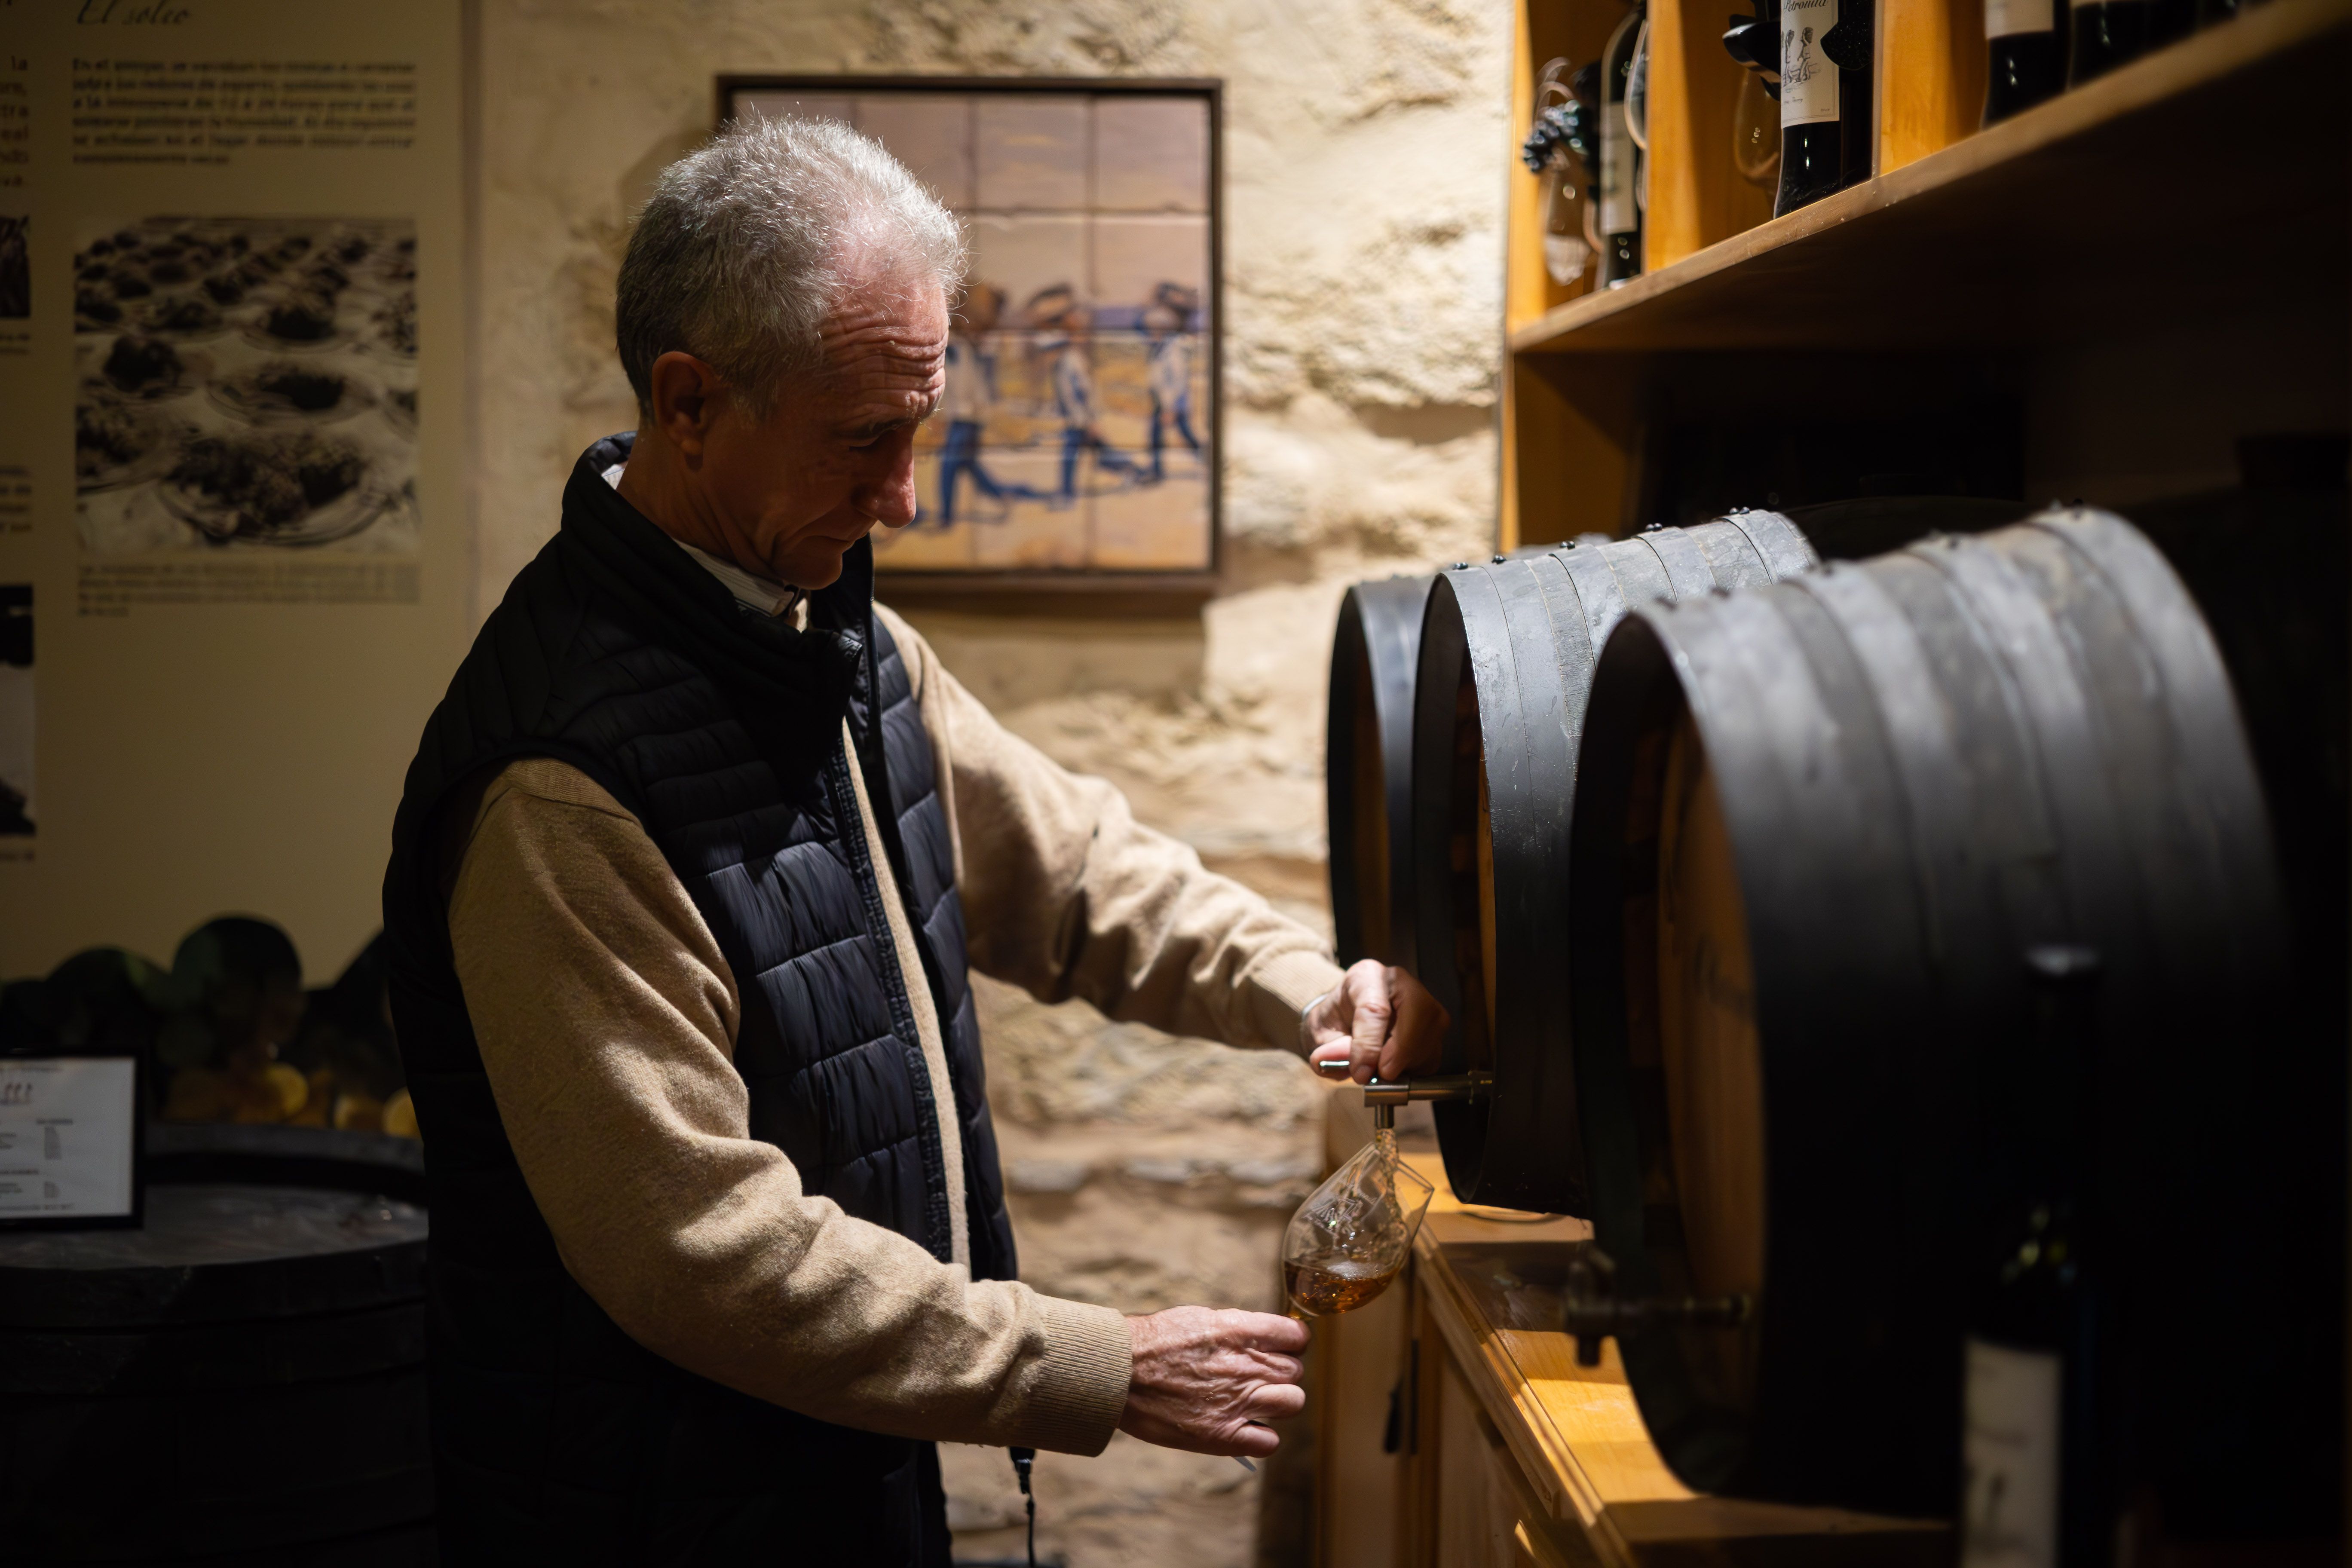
[475,2,1509,1561]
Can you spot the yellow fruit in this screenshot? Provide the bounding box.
[162,1068,233,1122]
[266,1061,309,1115]
[333,1091,385,1133]
[233,1062,309,1123]
[286,1068,336,1127]
[381,1087,420,1139]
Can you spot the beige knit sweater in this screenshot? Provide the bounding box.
[441,604,1344,1460]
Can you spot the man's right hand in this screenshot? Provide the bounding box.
[1118,1306,1309,1457]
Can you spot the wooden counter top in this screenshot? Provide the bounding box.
[1400,1152,1952,1567]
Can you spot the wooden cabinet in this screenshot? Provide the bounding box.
[1316,1140,1951,1567]
[1310,1251,1413,1567]
[1430,1347,1580,1568]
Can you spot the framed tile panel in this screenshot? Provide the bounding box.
[719,77,1223,596]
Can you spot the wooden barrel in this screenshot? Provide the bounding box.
[1565,507,2287,1519]
[1408,513,1817,1213]
[1,1124,434,1564]
[1327,574,1434,969]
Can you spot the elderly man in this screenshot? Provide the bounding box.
[383,119,1444,1564]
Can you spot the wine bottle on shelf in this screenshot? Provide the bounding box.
[1775,0,1873,216]
[1982,0,2066,125]
[1598,6,1645,287]
[1960,946,2111,1568]
[2067,0,2153,83]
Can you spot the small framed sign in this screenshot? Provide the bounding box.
[0,1053,145,1229]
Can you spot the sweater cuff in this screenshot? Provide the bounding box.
[1015,1295,1134,1456]
[1249,948,1349,1057]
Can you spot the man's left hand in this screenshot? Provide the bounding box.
[1301,960,1449,1086]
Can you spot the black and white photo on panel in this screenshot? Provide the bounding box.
[73,215,417,555]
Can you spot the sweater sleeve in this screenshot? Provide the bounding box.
[876,606,1348,1053]
[444,758,1132,1454]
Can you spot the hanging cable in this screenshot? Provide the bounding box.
[1010,1446,1037,1568]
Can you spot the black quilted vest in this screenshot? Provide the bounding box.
[382,435,1014,1565]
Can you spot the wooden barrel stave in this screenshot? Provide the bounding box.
[1632,527,1720,600]
[1718,507,1821,581]
[1550,544,1632,644]
[1568,507,2288,1520]
[1684,518,1778,592]
[1592,533,1678,606]
[1457,560,1582,1209]
[1328,576,1432,971]
[1413,518,1819,1213]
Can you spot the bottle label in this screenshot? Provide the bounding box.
[1986,0,2056,36]
[1600,114,1638,236]
[1961,1337,2061,1568]
[1780,0,1841,128]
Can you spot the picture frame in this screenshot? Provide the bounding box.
[718,76,1223,603]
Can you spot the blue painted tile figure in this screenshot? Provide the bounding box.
[936,282,1035,527]
[1142,282,1203,484]
[1025,284,1136,510]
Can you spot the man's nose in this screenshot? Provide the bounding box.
[854,435,921,530]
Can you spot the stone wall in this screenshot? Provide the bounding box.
[474,2,1509,1560]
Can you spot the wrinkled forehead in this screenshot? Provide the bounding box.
[817,263,951,377]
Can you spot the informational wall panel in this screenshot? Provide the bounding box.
[0,3,469,980]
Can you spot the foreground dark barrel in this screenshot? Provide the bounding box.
[1,1126,433,1565]
[1327,574,1434,969]
[1566,508,2288,1521]
[1409,513,1816,1212]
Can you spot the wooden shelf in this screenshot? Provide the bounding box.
[1510,0,2352,357]
[1398,1154,1951,1566]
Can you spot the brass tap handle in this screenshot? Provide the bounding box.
[1308,1060,1495,1102]
[1311,1063,1491,1131]
[1363,1072,1492,1106]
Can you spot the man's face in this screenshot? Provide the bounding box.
[696,271,947,588]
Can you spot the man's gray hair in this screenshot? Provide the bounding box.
[616,116,965,416]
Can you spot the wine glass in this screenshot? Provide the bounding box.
[1281,1131,1437,1317]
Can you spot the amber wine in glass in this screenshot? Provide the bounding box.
[1281,1130,1436,1318]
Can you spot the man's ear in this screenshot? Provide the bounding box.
[646,351,724,462]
